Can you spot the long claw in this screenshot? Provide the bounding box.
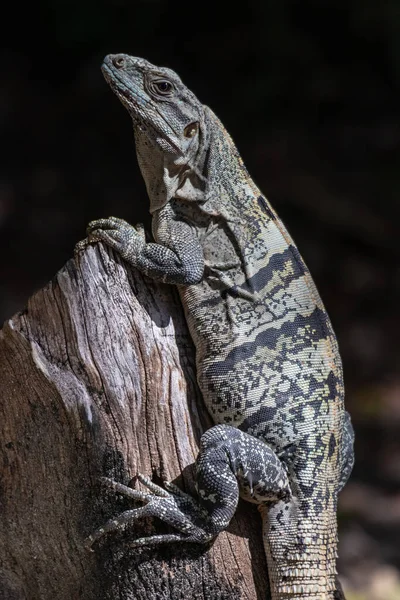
[127,533,190,548]
[164,481,199,508]
[100,477,151,502]
[137,473,170,498]
[86,506,151,548]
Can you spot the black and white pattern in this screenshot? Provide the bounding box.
[85,53,354,600]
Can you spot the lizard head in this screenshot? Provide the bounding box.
[102,54,209,212]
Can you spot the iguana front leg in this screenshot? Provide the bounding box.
[84,206,204,285]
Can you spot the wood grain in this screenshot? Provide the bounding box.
[0,242,268,600]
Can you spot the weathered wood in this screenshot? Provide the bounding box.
[0,242,269,600]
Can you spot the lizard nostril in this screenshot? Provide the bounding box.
[112,56,125,69]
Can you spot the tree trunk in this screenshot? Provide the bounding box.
[0,242,269,600]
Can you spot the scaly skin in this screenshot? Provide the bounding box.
[81,54,354,600]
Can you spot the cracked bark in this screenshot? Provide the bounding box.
[0,242,269,600]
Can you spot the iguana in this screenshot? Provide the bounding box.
[81,53,354,600]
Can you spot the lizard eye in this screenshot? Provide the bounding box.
[184,122,199,138]
[151,79,174,96]
[157,81,172,93]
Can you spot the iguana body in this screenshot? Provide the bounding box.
[84,54,354,600]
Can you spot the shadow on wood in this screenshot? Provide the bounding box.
[0,242,269,600]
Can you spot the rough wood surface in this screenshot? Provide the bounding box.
[0,242,269,600]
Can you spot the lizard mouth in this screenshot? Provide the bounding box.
[101,56,182,151]
[101,62,149,109]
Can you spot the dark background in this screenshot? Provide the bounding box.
[1,2,400,597]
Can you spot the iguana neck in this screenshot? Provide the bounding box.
[133,105,210,214]
[145,106,258,217]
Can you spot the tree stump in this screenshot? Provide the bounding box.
[0,243,269,600]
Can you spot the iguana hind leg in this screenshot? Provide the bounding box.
[87,425,291,548]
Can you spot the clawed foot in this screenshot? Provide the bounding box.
[75,217,146,261]
[86,474,214,550]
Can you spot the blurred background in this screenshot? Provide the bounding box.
[1,1,400,598]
